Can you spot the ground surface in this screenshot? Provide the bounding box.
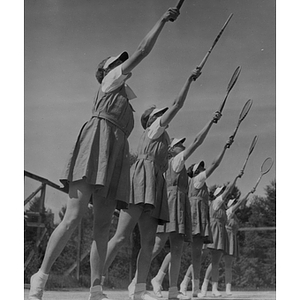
[24,289,276,300]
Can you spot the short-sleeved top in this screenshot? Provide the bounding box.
[188,171,209,201]
[136,117,170,172]
[101,65,137,100]
[92,65,135,137]
[165,151,188,193]
[210,194,227,224]
[226,207,240,232]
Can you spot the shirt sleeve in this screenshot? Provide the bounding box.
[193,171,207,189]
[226,207,234,219]
[148,117,167,140]
[212,195,224,211]
[101,65,127,93]
[171,151,185,173]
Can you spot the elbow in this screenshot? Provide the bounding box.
[173,101,184,110]
[211,161,220,169]
[136,45,150,58]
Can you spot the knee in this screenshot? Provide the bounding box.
[111,234,128,247]
[61,216,81,232]
[152,240,164,254]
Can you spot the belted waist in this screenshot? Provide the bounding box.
[91,112,133,137]
[137,154,167,172]
[138,154,156,162]
[167,185,188,194]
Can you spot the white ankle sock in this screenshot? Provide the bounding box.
[155,270,166,283]
[101,276,106,286]
[37,270,49,280]
[182,275,190,285]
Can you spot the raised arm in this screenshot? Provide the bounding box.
[222,170,243,201]
[204,138,233,178]
[182,111,223,161]
[122,8,180,75]
[160,68,202,127]
[230,187,256,214]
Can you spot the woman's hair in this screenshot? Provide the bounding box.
[140,106,156,129]
[95,57,111,84]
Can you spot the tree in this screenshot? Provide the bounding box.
[234,180,276,289]
[24,196,54,283]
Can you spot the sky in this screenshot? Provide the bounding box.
[2,0,300,298]
[24,0,275,220]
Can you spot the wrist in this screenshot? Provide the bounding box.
[160,16,168,23]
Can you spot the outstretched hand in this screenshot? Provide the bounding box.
[237,169,244,178]
[225,136,234,148]
[190,67,202,81]
[163,8,180,22]
[212,111,222,123]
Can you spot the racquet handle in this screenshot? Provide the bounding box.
[170,0,185,22]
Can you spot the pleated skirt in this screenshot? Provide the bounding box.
[190,196,213,244]
[60,117,130,208]
[206,220,229,254]
[129,158,169,225]
[226,226,239,257]
[157,187,192,242]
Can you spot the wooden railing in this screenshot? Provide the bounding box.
[24,171,67,271]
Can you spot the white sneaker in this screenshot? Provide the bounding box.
[225,283,232,296]
[151,278,163,298]
[169,292,191,300]
[128,280,136,297]
[197,291,207,298]
[212,282,221,297]
[179,283,187,296]
[132,291,158,300]
[28,273,47,300]
[212,291,222,297]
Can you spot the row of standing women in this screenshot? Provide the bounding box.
[28,5,253,300]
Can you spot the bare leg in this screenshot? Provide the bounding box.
[90,204,143,287]
[158,251,171,273]
[210,250,223,283]
[190,235,204,295]
[224,255,234,295]
[151,236,170,298]
[135,213,159,284]
[29,180,92,299]
[41,180,92,273]
[191,236,204,281]
[168,232,185,298]
[209,250,223,297]
[179,264,192,295]
[90,194,117,287]
[152,233,170,260]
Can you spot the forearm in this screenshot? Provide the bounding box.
[160,77,193,127]
[182,118,214,161]
[136,17,167,58]
[122,14,170,74]
[172,76,194,109]
[231,193,250,214]
[223,176,239,199]
[210,146,227,170]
